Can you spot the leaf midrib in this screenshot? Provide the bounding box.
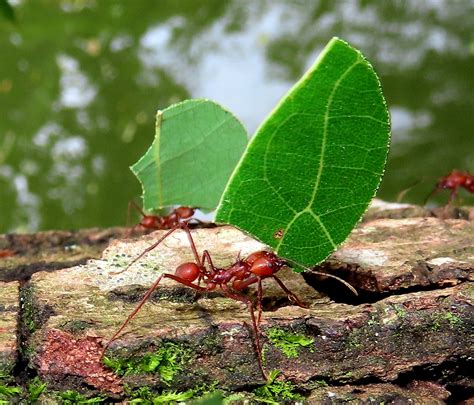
[275,57,362,252]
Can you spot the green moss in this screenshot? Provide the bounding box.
[394,305,407,319]
[345,333,362,350]
[127,386,194,404]
[443,312,463,327]
[222,393,245,404]
[266,328,314,358]
[27,377,46,403]
[341,371,354,379]
[125,381,219,405]
[59,319,93,334]
[0,384,22,402]
[20,285,38,334]
[367,315,377,326]
[254,370,303,404]
[0,366,14,383]
[57,390,106,404]
[192,381,219,397]
[431,311,463,331]
[104,342,192,384]
[313,380,329,387]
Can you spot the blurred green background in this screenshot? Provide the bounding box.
[0,0,473,233]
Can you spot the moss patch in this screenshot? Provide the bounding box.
[56,390,106,404]
[104,342,192,385]
[254,370,303,404]
[59,319,95,334]
[431,311,464,331]
[266,328,314,358]
[19,284,43,335]
[0,384,22,402]
[124,380,218,404]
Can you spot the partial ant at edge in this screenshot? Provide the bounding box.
[425,170,473,206]
[127,200,199,234]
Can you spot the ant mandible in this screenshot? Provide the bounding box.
[102,222,357,379]
[127,201,195,232]
[426,170,474,205]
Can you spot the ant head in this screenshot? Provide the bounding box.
[140,215,160,229]
[247,251,286,277]
[245,251,273,265]
[175,206,195,219]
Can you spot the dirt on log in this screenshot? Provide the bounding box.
[0,201,473,404]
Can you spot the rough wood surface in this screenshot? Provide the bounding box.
[0,202,473,403]
[323,216,474,293]
[0,281,18,379]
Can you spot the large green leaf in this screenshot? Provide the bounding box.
[132,99,248,211]
[216,38,390,267]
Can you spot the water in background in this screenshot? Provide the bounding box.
[0,1,473,233]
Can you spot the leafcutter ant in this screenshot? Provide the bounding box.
[127,201,196,233]
[102,222,357,379]
[426,170,474,206]
[0,249,15,258]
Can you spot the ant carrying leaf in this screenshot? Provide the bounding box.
[102,221,356,378]
[127,201,197,234]
[104,37,389,382]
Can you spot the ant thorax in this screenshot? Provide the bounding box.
[212,261,249,284]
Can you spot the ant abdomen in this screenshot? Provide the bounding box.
[175,262,200,281]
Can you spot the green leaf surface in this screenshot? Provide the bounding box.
[216,38,390,267]
[132,99,248,211]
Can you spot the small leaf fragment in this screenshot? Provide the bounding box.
[132,99,248,211]
[216,38,390,267]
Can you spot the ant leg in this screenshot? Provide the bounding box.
[232,275,258,291]
[112,223,187,275]
[181,222,204,268]
[103,273,164,356]
[128,201,147,225]
[257,279,263,326]
[221,284,267,380]
[201,250,217,276]
[102,273,207,356]
[447,189,458,207]
[126,224,142,239]
[285,260,359,296]
[271,275,308,308]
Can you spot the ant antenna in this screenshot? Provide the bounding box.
[285,258,358,296]
[423,187,440,206]
[111,223,185,276]
[396,178,425,203]
[127,200,147,227]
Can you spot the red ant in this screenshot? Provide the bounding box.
[0,249,15,258]
[127,201,196,233]
[102,222,357,379]
[426,170,474,205]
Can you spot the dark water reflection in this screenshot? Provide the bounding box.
[0,1,473,233]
